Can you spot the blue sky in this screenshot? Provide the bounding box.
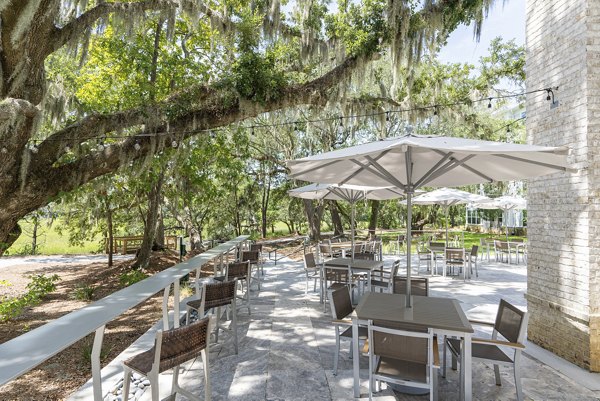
[437,0,525,64]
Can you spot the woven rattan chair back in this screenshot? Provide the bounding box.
[250,243,263,252]
[241,250,259,264]
[393,276,429,297]
[470,245,479,257]
[324,265,350,283]
[495,299,527,343]
[159,317,209,373]
[330,286,353,320]
[353,252,375,260]
[226,261,249,280]
[204,280,236,310]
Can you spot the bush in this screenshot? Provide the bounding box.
[0,274,60,322]
[119,269,148,287]
[71,284,95,301]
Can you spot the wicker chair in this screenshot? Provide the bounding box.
[322,263,353,311]
[444,299,528,401]
[445,248,466,279]
[241,250,261,290]
[303,252,321,296]
[186,280,238,354]
[392,276,429,297]
[222,261,251,315]
[369,259,401,293]
[328,286,367,375]
[122,317,211,401]
[495,241,512,264]
[367,320,439,401]
[250,243,264,275]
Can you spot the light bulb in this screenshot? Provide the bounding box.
[171,140,178,148]
[97,142,105,151]
[31,144,39,153]
[134,142,141,151]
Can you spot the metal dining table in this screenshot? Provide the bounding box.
[351,292,474,400]
[321,257,384,303]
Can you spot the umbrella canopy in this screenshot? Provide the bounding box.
[288,134,572,306]
[289,183,405,258]
[404,188,491,246]
[472,195,527,240]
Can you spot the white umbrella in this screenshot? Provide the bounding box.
[404,188,490,246]
[288,134,572,306]
[288,183,405,258]
[472,195,527,241]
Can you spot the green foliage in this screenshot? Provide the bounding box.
[0,274,60,322]
[71,284,96,301]
[119,269,148,287]
[80,341,112,365]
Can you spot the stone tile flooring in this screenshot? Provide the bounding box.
[135,255,600,400]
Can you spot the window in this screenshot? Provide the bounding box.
[466,209,481,225]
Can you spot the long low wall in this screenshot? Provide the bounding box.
[0,235,249,400]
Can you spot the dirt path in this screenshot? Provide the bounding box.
[0,252,192,401]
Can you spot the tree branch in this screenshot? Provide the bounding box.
[0,98,41,120]
[50,0,178,53]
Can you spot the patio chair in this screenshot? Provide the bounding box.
[322,263,353,311]
[250,243,264,275]
[186,279,238,354]
[370,259,401,293]
[353,252,375,260]
[392,276,429,297]
[417,241,432,274]
[444,299,528,401]
[480,238,490,261]
[303,252,321,296]
[468,245,479,277]
[328,286,368,375]
[216,261,251,315]
[352,242,365,254]
[445,248,466,279]
[495,241,511,264]
[389,234,406,255]
[241,250,261,290]
[367,320,439,401]
[122,316,211,401]
[319,241,341,261]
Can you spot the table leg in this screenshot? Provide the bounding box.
[463,333,472,401]
[352,318,360,398]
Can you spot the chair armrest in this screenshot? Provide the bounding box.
[468,319,495,327]
[333,319,352,326]
[432,337,440,368]
[472,337,525,349]
[362,339,369,354]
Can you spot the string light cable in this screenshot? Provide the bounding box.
[21,87,554,150]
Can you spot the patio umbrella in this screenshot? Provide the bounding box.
[472,195,527,241]
[403,188,491,246]
[288,183,405,258]
[287,134,572,306]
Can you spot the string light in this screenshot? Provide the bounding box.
[487,98,492,109]
[134,140,141,150]
[30,143,39,153]
[97,138,105,151]
[64,145,71,153]
[385,111,390,122]
[0,147,7,154]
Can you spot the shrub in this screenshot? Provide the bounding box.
[119,269,148,287]
[0,274,60,322]
[71,284,95,301]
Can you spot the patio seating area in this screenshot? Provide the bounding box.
[78,253,600,401]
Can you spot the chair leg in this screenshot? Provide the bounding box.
[333,328,340,375]
[171,364,180,397]
[494,364,502,386]
[442,336,447,378]
[233,302,238,355]
[122,367,132,401]
[149,373,160,401]
[305,273,309,295]
[214,306,221,343]
[202,349,211,401]
[514,363,523,401]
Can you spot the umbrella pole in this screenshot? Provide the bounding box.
[351,202,355,260]
[406,190,412,307]
[445,206,449,247]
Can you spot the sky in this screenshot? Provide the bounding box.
[437,0,525,64]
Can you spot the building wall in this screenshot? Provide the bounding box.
[526,0,599,370]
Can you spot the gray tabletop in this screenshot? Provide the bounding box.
[324,257,383,271]
[355,292,473,333]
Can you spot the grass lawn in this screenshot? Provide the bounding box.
[5,219,103,256]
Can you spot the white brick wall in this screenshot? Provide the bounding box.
[526,0,600,370]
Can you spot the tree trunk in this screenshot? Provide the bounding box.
[189,226,202,250]
[368,200,380,238]
[105,197,114,267]
[261,173,271,239]
[329,201,344,236]
[302,199,324,240]
[31,216,39,255]
[155,206,165,248]
[133,170,165,269]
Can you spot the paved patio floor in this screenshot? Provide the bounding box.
[115,255,600,400]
